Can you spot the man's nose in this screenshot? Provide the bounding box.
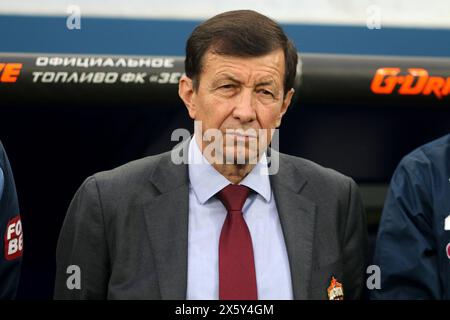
[232,89,257,123]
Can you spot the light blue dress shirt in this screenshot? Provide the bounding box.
[186,137,293,300]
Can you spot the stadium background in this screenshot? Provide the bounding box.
[0,0,449,299]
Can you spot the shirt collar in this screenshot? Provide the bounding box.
[188,136,272,204]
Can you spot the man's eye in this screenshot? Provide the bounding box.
[220,84,235,89]
[259,89,273,97]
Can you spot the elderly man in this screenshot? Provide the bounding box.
[54,10,367,300]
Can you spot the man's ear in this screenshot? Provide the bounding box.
[275,88,295,127]
[178,75,197,119]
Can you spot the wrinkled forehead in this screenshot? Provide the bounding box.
[200,49,286,84]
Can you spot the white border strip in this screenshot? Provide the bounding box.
[0,0,450,29]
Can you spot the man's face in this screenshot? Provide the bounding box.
[179,48,294,164]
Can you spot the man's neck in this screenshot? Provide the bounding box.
[211,162,256,184]
[193,134,257,184]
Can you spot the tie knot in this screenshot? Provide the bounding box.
[218,184,250,212]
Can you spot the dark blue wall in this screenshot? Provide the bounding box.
[2,15,450,57]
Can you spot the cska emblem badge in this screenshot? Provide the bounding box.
[327,276,344,300]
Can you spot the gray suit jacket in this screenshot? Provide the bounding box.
[54,141,368,300]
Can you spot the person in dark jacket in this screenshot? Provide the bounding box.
[372,134,450,299]
[0,141,22,299]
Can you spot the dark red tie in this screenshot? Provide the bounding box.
[217,184,258,300]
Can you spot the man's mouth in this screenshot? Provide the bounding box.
[224,130,258,139]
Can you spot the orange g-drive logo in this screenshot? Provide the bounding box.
[371,67,450,99]
[0,63,22,83]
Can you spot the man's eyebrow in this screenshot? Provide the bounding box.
[255,80,276,87]
[212,74,241,85]
[212,74,279,89]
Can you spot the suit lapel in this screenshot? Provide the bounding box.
[142,141,190,299]
[141,142,317,300]
[269,150,317,300]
